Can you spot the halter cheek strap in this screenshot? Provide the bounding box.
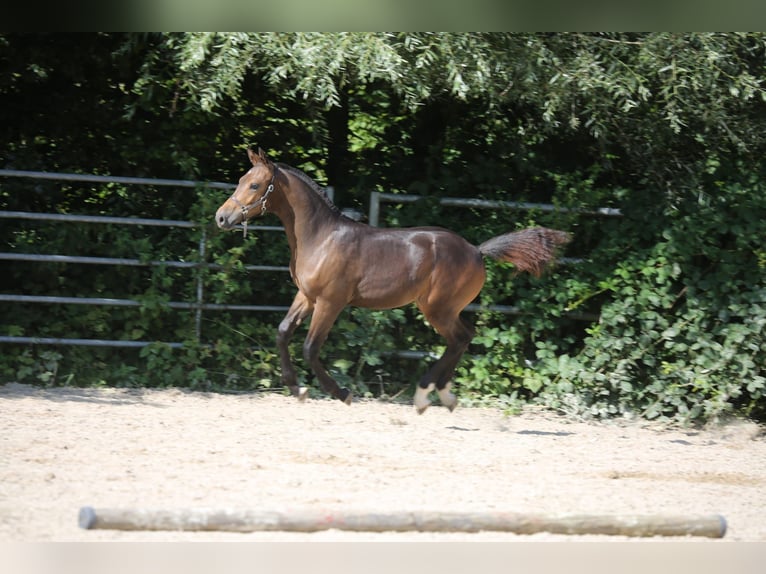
[229,167,278,238]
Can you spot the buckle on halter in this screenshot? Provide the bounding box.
[261,183,274,214]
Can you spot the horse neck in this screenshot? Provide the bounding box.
[270,170,343,248]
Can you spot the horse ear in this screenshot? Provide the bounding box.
[247,147,272,167]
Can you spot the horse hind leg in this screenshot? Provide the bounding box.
[414,310,475,414]
[436,316,475,411]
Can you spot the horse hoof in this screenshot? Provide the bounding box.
[339,388,352,405]
[413,383,434,414]
[415,403,430,415]
[297,387,309,402]
[437,383,457,412]
[442,396,458,412]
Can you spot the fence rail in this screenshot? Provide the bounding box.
[2,169,604,353]
[0,169,235,190]
[368,191,622,227]
[0,250,289,272]
[0,294,290,313]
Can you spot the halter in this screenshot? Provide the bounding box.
[228,167,278,238]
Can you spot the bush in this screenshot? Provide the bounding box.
[453,178,766,425]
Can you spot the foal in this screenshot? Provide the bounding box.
[216,148,570,413]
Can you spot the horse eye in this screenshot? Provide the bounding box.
[250,183,259,191]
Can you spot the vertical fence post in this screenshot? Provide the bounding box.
[369,191,380,227]
[195,228,206,343]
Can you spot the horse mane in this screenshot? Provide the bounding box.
[278,163,341,215]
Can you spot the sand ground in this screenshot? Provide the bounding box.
[1,382,764,541]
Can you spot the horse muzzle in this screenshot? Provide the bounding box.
[215,204,242,230]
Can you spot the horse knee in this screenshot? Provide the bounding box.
[276,326,290,348]
[277,317,298,348]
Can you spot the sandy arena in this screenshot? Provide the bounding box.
[1,382,765,541]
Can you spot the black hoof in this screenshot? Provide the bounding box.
[338,388,352,405]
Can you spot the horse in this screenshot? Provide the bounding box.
[215,148,571,413]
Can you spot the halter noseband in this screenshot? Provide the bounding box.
[229,166,278,238]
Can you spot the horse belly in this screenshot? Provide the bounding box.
[351,267,426,309]
[351,241,433,309]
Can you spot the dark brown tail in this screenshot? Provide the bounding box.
[478,227,571,277]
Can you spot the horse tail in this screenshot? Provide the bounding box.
[478,227,571,277]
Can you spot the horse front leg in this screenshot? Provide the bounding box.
[302,299,352,405]
[277,292,314,401]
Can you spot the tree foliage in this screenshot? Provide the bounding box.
[2,33,765,424]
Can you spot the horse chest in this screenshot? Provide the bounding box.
[289,257,326,297]
[290,245,357,303]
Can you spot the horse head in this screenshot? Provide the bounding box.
[215,147,278,230]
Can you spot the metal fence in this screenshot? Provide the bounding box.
[2,169,619,350]
[0,169,290,349]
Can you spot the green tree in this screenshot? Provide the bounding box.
[163,32,766,198]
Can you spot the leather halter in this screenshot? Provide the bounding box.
[228,166,278,238]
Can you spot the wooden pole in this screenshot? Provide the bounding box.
[78,507,727,538]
